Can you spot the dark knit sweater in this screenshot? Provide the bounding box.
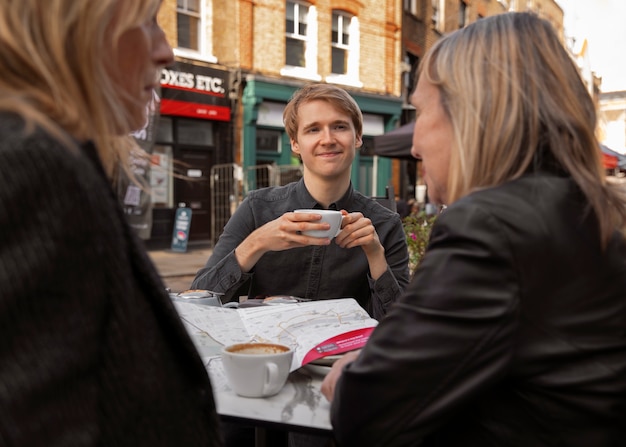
[0,113,222,446]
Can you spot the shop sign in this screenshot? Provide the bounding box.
[160,61,231,121]
[171,206,193,252]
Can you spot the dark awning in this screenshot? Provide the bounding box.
[372,122,417,161]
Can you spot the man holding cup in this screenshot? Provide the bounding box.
[192,83,409,319]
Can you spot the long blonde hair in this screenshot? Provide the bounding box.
[420,12,626,246]
[0,0,161,176]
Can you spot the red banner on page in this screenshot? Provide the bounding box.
[301,327,375,365]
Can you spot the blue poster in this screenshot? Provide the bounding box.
[171,207,192,252]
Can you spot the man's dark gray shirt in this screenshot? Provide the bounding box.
[192,179,409,319]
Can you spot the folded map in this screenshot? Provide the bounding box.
[173,298,378,371]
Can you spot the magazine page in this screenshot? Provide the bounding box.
[174,298,378,371]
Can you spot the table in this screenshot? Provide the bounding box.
[185,323,333,439]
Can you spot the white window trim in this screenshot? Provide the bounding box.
[174,48,217,63]
[432,0,445,33]
[175,1,218,63]
[326,15,362,88]
[405,0,418,15]
[281,3,320,81]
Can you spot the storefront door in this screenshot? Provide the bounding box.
[175,147,213,241]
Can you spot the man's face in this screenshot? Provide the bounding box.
[290,100,362,182]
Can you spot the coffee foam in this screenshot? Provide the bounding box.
[227,343,290,355]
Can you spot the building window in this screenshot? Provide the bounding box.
[256,129,282,153]
[177,0,200,51]
[403,53,419,105]
[286,1,309,67]
[331,12,350,75]
[282,1,320,81]
[459,1,468,28]
[404,0,418,16]
[326,11,361,87]
[432,0,445,33]
[176,119,214,146]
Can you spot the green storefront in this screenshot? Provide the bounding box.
[241,75,402,197]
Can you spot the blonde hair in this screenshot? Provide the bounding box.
[283,83,363,141]
[420,12,626,246]
[0,0,161,176]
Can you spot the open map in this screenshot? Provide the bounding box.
[174,298,378,371]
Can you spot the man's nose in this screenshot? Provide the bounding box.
[320,127,334,144]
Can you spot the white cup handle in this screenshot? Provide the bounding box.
[263,362,281,395]
[335,216,344,236]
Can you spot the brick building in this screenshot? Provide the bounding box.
[147,0,564,246]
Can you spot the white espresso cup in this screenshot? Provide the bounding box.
[221,342,294,398]
[294,209,343,239]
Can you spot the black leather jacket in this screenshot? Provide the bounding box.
[331,173,626,446]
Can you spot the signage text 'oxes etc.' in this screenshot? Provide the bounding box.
[160,68,225,96]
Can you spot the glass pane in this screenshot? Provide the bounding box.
[286,38,305,67]
[286,19,295,34]
[298,5,307,25]
[177,13,190,48]
[156,117,174,143]
[177,0,185,8]
[177,14,199,50]
[343,31,349,46]
[360,136,375,156]
[286,2,295,21]
[177,119,214,145]
[150,144,174,207]
[298,21,307,36]
[332,47,347,74]
[187,0,200,12]
[256,129,282,152]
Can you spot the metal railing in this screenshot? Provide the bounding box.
[210,163,303,246]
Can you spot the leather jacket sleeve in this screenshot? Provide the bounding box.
[331,201,520,447]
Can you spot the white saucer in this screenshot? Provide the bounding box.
[302,363,332,376]
[308,355,342,367]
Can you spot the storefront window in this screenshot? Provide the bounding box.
[150,145,174,208]
[256,129,282,152]
[156,116,174,143]
[177,119,214,145]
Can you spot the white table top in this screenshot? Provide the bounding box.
[187,325,333,434]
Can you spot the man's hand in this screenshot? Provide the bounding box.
[335,211,387,279]
[235,211,334,272]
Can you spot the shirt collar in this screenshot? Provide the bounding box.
[294,178,354,210]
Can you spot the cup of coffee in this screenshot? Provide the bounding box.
[294,209,343,239]
[221,342,294,398]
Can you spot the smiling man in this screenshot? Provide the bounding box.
[192,83,409,319]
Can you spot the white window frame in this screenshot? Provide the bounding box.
[331,11,350,75]
[326,13,362,88]
[175,0,217,63]
[281,1,321,81]
[404,0,418,16]
[432,0,445,33]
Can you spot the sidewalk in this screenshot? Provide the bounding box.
[147,244,213,291]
